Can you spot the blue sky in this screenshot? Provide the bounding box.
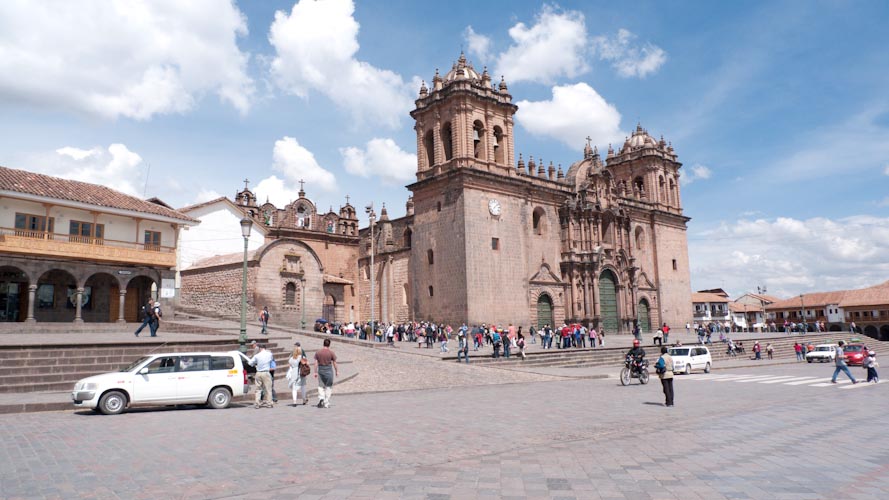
[1,0,887,299]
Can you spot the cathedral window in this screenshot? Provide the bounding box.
[532,207,546,235]
[492,237,499,250]
[659,176,666,203]
[493,126,504,164]
[635,226,645,250]
[424,130,435,168]
[633,177,645,199]
[672,259,677,271]
[442,122,453,160]
[428,286,434,297]
[285,282,297,305]
[669,178,677,206]
[473,120,485,159]
[427,249,434,265]
[404,228,412,249]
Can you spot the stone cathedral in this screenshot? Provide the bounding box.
[359,53,692,333]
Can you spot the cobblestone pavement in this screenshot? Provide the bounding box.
[1,362,886,499]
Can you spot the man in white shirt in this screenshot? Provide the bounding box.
[247,342,275,408]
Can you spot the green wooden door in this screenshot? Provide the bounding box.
[637,299,651,333]
[537,294,554,329]
[599,270,618,332]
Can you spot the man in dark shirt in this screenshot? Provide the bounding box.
[626,339,646,373]
[314,338,339,408]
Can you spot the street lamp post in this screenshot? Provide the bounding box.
[799,293,805,332]
[365,204,376,333]
[757,285,768,332]
[239,217,253,353]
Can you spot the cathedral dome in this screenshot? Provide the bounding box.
[443,52,481,83]
[623,124,659,152]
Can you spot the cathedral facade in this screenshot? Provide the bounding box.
[180,53,692,334]
[360,54,691,333]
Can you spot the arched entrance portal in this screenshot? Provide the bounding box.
[323,295,337,323]
[599,270,619,333]
[880,325,889,341]
[84,272,119,323]
[125,276,156,323]
[35,269,77,322]
[829,324,842,332]
[864,325,878,340]
[0,266,29,322]
[536,294,554,329]
[637,299,651,333]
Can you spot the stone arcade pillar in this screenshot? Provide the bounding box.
[74,287,84,323]
[117,289,127,323]
[26,284,37,323]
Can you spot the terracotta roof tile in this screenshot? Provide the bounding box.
[0,165,197,223]
[839,280,889,307]
[692,292,729,303]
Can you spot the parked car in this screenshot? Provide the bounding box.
[842,343,868,365]
[805,344,837,363]
[668,346,712,375]
[72,351,251,415]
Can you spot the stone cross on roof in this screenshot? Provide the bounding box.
[243,178,250,190]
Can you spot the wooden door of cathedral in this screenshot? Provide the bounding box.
[637,299,651,333]
[599,270,618,333]
[536,294,554,329]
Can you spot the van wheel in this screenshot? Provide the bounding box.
[98,391,127,415]
[208,387,232,409]
[684,365,691,375]
[807,359,812,363]
[704,362,711,373]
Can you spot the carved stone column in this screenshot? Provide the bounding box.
[26,284,37,323]
[117,289,127,323]
[74,287,84,323]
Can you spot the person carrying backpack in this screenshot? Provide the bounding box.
[259,306,270,335]
[655,346,675,407]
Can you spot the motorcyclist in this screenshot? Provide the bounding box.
[626,339,646,373]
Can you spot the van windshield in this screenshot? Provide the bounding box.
[120,356,150,372]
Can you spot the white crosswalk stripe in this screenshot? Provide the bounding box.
[676,372,882,389]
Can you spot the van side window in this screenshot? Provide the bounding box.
[181,356,210,372]
[146,356,179,374]
[210,356,235,370]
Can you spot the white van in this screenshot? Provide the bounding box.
[72,351,251,415]
[668,346,712,375]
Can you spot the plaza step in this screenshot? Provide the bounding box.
[445,332,872,369]
[0,339,291,393]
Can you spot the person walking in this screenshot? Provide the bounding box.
[543,324,552,349]
[661,323,670,345]
[247,342,275,408]
[517,332,526,360]
[655,346,674,407]
[831,341,858,385]
[148,301,162,337]
[589,327,597,348]
[287,343,309,406]
[766,343,774,360]
[753,341,762,360]
[134,299,154,337]
[259,306,270,335]
[865,350,879,383]
[457,332,470,363]
[599,327,606,347]
[314,338,339,408]
[793,342,803,362]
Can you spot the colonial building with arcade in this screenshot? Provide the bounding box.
[0,166,197,324]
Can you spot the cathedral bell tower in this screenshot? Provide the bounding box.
[410,52,518,180]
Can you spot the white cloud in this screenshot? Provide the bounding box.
[592,29,667,78]
[193,189,223,204]
[515,83,623,151]
[253,175,303,208]
[463,26,493,64]
[340,138,416,184]
[680,164,713,185]
[690,215,889,298]
[877,197,889,208]
[270,137,337,195]
[493,5,588,85]
[0,1,253,120]
[35,143,145,196]
[268,0,413,129]
[883,164,889,176]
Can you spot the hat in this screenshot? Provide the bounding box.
[868,350,875,356]
[294,341,301,346]
[154,301,160,307]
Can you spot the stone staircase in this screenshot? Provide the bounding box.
[446,332,877,369]
[0,339,291,393]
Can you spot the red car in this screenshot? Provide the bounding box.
[843,344,868,366]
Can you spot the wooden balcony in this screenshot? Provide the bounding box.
[0,229,176,267]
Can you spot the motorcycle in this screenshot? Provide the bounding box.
[620,356,650,386]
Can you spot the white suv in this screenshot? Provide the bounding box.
[805,344,837,363]
[668,346,712,375]
[72,351,251,415]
